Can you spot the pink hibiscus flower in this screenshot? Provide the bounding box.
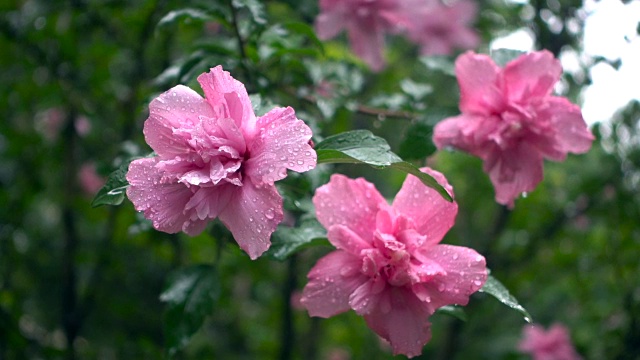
[301,167,487,358]
[433,50,594,207]
[126,66,317,259]
[315,0,408,71]
[518,323,582,360]
[403,0,480,55]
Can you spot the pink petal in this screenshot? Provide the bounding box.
[244,107,316,186]
[126,157,194,233]
[484,143,543,207]
[392,167,457,246]
[218,181,283,260]
[363,287,432,358]
[313,174,387,244]
[347,20,386,71]
[327,225,372,255]
[301,250,369,318]
[433,113,496,156]
[315,12,346,40]
[197,66,257,140]
[535,97,594,159]
[349,277,387,315]
[455,52,504,115]
[412,244,487,311]
[502,50,562,103]
[145,85,215,158]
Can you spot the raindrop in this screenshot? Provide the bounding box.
[297,160,304,165]
[452,253,459,260]
[437,283,445,292]
[249,217,254,222]
[265,208,275,220]
[473,280,482,286]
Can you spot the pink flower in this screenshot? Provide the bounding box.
[301,168,487,358]
[403,0,480,55]
[315,0,408,71]
[78,162,105,195]
[433,51,594,207]
[126,66,317,259]
[518,323,581,360]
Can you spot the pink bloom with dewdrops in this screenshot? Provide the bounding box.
[301,167,487,358]
[519,323,582,360]
[315,0,408,71]
[433,50,594,207]
[126,66,316,259]
[403,0,480,56]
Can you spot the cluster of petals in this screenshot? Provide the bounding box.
[301,167,487,358]
[126,66,317,259]
[518,323,582,360]
[315,0,479,71]
[433,50,594,207]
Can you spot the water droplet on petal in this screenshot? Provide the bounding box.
[452,253,459,260]
[265,208,275,220]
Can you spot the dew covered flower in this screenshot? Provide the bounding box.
[315,0,408,71]
[433,51,594,207]
[126,66,317,259]
[403,0,480,56]
[301,167,487,358]
[518,323,581,360]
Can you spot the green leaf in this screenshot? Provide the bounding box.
[420,56,455,76]
[479,274,533,323]
[399,122,436,160]
[437,305,468,322]
[316,130,453,201]
[91,162,130,207]
[231,0,267,25]
[157,9,212,29]
[160,265,220,357]
[282,21,324,53]
[490,48,526,67]
[267,219,329,261]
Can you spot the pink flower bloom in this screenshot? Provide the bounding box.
[403,0,480,55]
[518,323,581,360]
[126,66,317,259]
[433,51,594,207]
[78,162,105,195]
[301,168,487,358]
[315,0,408,71]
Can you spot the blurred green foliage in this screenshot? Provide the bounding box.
[1,0,639,359]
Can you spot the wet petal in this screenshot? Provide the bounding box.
[393,167,457,246]
[244,107,316,185]
[197,66,257,139]
[126,157,193,234]
[502,50,562,103]
[218,181,283,260]
[364,287,432,358]
[313,174,387,244]
[455,51,503,115]
[347,20,386,71]
[535,97,594,159]
[413,244,487,311]
[301,250,368,318]
[327,225,372,255]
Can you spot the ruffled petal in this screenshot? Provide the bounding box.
[433,113,497,156]
[197,66,257,140]
[363,287,432,358]
[412,244,487,312]
[535,97,594,159]
[313,174,387,244]
[327,225,372,255]
[244,107,316,185]
[218,181,283,259]
[392,167,457,246]
[484,143,543,208]
[145,85,215,158]
[455,51,504,115]
[301,250,369,318]
[126,157,194,234]
[502,50,562,103]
